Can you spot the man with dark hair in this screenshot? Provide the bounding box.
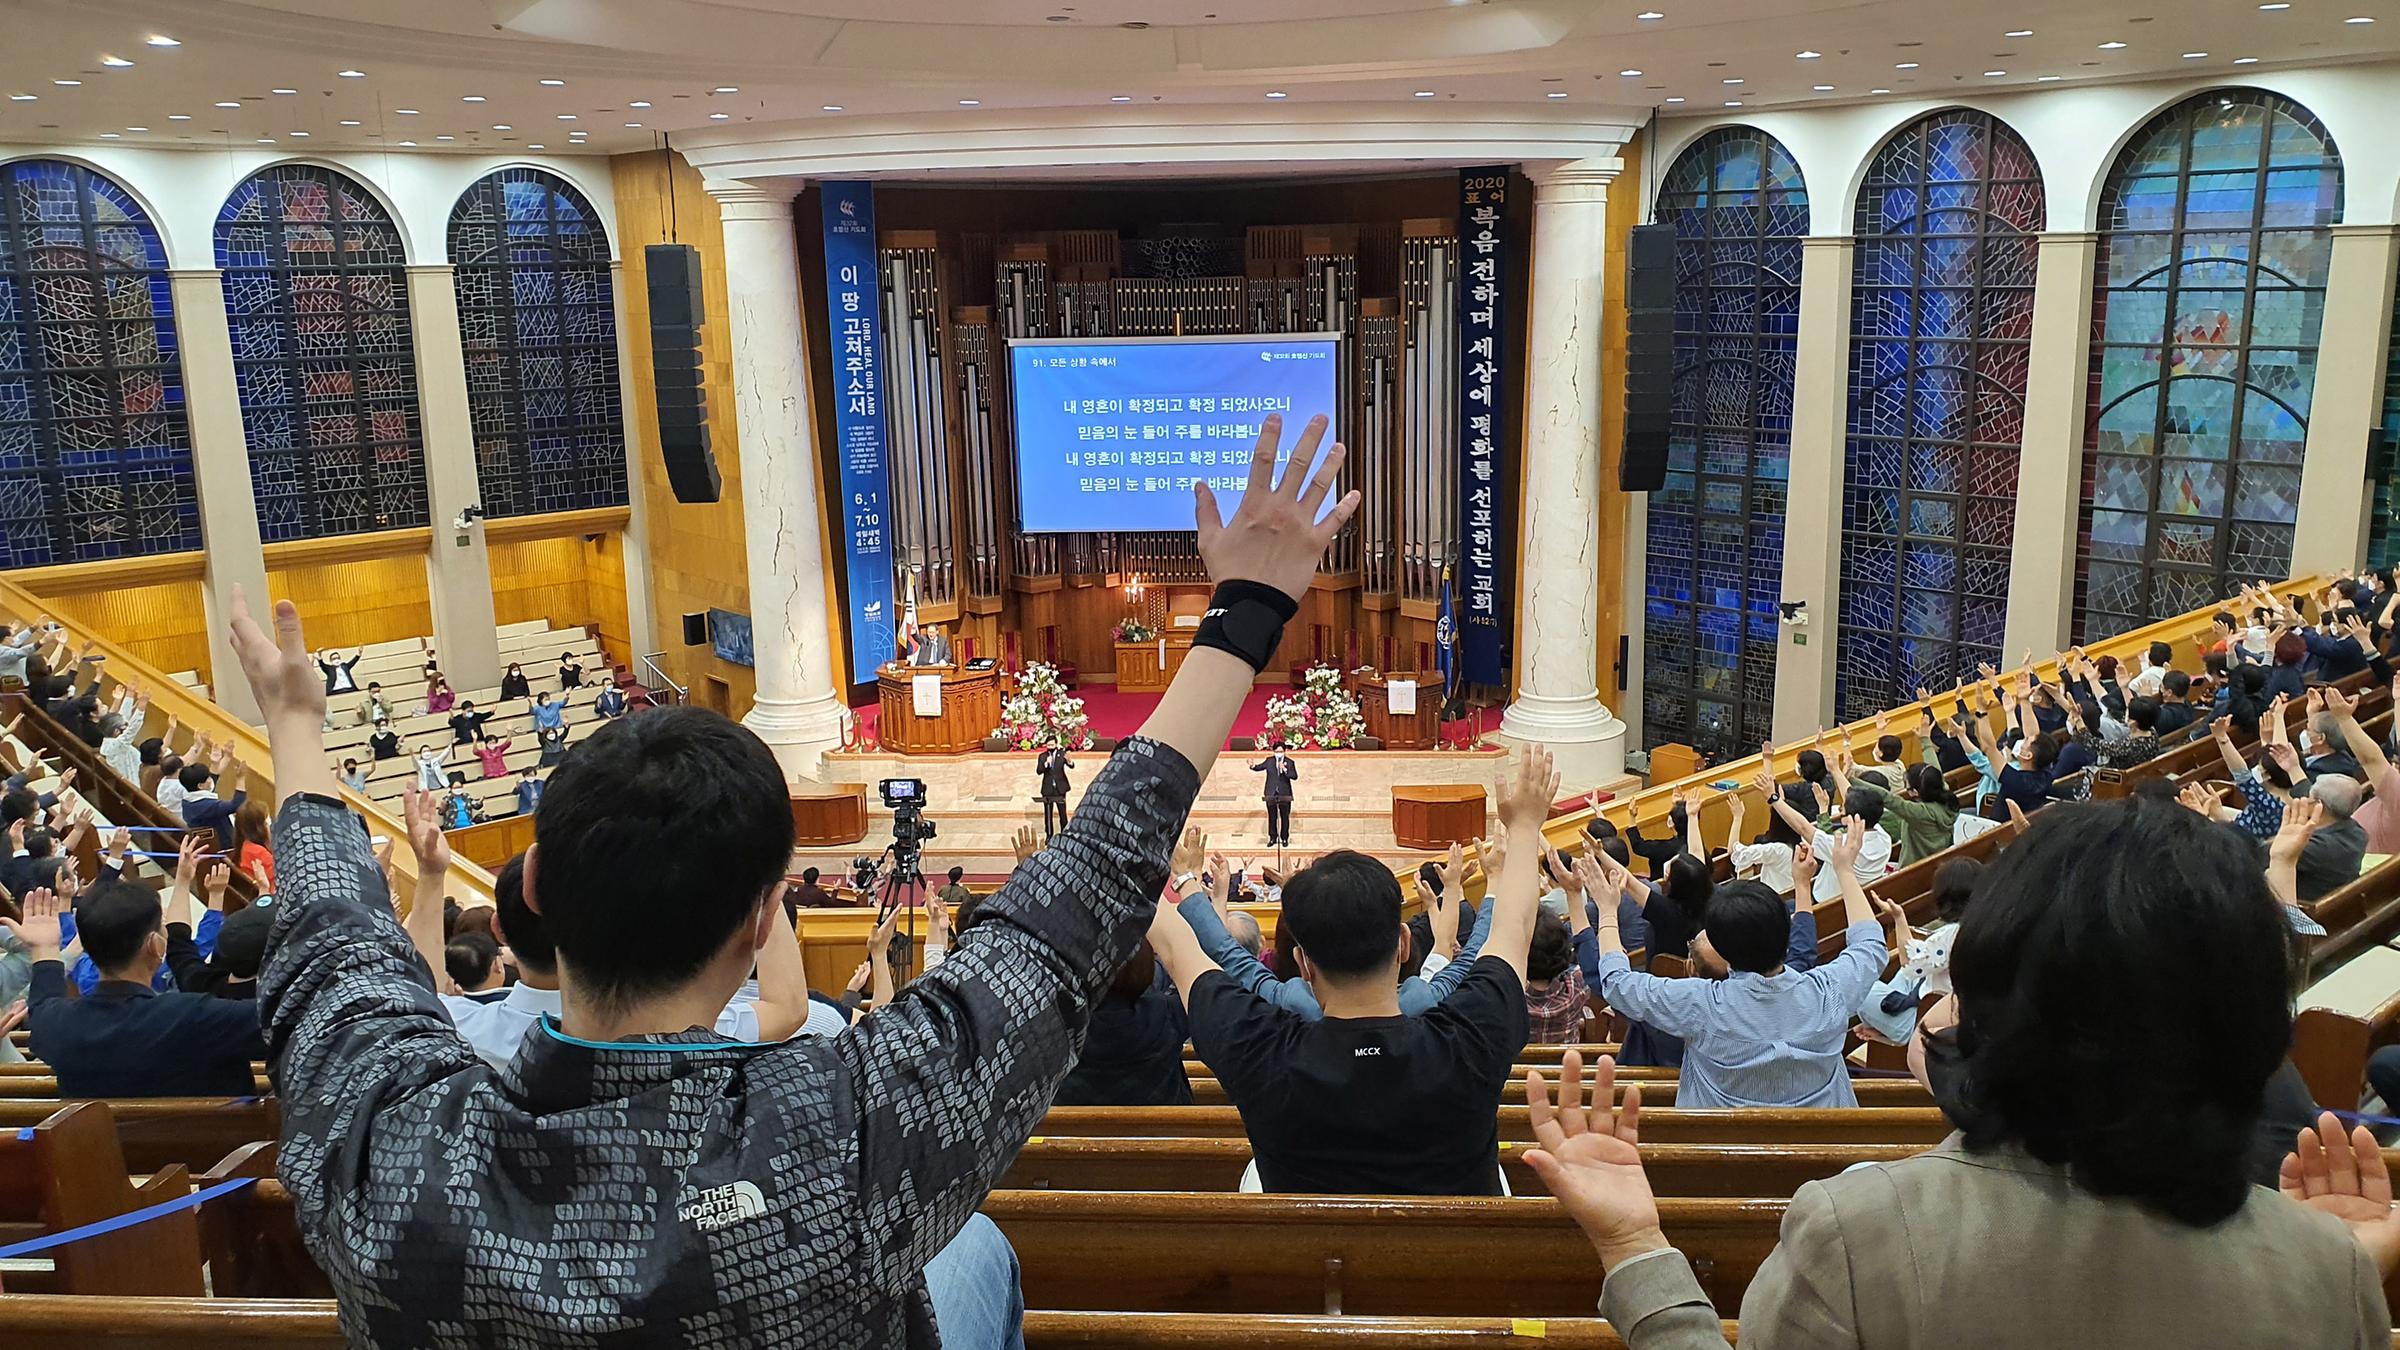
[1035,744,1073,839]
[1150,747,1553,1195]
[7,880,265,1097]
[1585,823,1887,1109]
[1770,784,1893,903]
[790,864,836,909]
[446,700,492,747]
[2153,669,2202,736]
[234,411,1357,1344]
[178,754,248,851]
[1251,746,1299,846]
[445,932,505,994]
[936,865,974,914]
[2073,689,2164,769]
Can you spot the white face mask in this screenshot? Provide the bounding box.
[2298,729,2314,753]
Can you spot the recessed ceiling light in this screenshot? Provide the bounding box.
[822,104,844,111]
[395,107,418,114]
[1620,68,1644,75]
[169,113,192,120]
[629,100,651,107]
[1723,76,1744,83]
[1413,90,1436,97]
[2005,29,2033,37]
[491,123,511,130]
[462,95,485,102]
[2259,3,2290,9]
[128,125,150,131]
[958,98,980,106]
[2098,40,2126,48]
[8,94,35,101]
[529,143,544,149]
[436,134,454,140]
[256,136,274,143]
[214,100,240,107]
[2037,74,2063,80]
[1265,90,1286,99]
[99,132,119,138]
[1547,90,1569,98]
[53,80,81,87]
[396,139,416,146]
[1665,95,1685,103]
[1871,86,1892,93]
[2183,50,2210,57]
[338,118,358,124]
[2234,55,2260,62]
[1813,83,1835,90]
[714,86,738,93]
[289,130,308,137]
[540,78,565,86]
[1637,10,1664,18]
[146,35,181,47]
[556,113,576,119]
[101,56,135,68]
[2347,14,2376,21]
[272,87,297,94]
[709,111,730,119]
[1796,50,1821,58]
[624,121,642,127]
[1895,62,1918,68]
[1723,99,1745,106]
[1985,69,2007,76]
[338,69,365,77]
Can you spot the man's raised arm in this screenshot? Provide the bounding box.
[841,413,1360,1283]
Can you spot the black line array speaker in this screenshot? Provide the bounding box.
[682,611,709,647]
[1620,223,1676,493]
[647,243,721,504]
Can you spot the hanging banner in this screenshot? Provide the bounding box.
[1455,167,1512,687]
[821,181,896,685]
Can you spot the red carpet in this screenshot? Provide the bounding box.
[854,682,1492,751]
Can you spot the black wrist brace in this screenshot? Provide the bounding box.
[1192,580,1299,674]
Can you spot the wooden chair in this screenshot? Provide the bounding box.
[0,1099,281,1176]
[0,1102,205,1296]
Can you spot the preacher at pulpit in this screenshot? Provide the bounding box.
[909,625,954,667]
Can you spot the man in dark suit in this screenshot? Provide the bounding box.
[1252,748,1299,846]
[1036,746,1073,839]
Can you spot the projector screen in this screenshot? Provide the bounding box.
[1008,333,1342,533]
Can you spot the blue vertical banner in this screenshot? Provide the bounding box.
[820,182,895,685]
[1456,167,1511,687]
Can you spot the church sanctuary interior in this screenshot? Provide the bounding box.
[10,0,2400,1345]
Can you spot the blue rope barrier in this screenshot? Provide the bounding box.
[0,1176,256,1259]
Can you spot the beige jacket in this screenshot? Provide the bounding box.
[1604,1133,2386,1349]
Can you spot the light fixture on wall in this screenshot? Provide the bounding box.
[453,504,486,530]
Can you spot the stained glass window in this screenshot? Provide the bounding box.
[216,164,423,542]
[0,160,196,565]
[1643,129,1807,759]
[2375,273,2400,569]
[2076,90,2341,638]
[1836,110,2043,721]
[448,169,627,517]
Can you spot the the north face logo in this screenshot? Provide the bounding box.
[678,1180,767,1232]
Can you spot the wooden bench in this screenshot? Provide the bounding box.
[0,1099,279,1175]
[1035,1105,1955,1145]
[0,1102,204,1297]
[1178,1075,1934,1109]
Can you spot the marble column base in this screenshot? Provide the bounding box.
[1497,691,1627,786]
[744,692,851,782]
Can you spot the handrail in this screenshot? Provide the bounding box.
[0,572,492,917]
[637,653,687,705]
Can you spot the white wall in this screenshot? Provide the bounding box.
[0,144,621,267]
[1650,60,2400,233]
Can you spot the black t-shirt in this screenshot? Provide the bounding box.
[1056,969,1192,1107]
[369,730,400,760]
[1186,954,1527,1195]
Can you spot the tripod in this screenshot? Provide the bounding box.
[865,843,928,987]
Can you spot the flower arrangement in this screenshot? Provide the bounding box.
[1262,664,1367,750]
[1113,616,1155,643]
[994,661,1094,751]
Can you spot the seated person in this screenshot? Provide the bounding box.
[1536,795,2396,1349]
[514,766,544,816]
[446,700,492,746]
[12,880,266,1096]
[1173,852,1492,1018]
[1147,747,1551,1195]
[355,681,394,727]
[367,719,400,761]
[446,932,506,996]
[178,756,249,851]
[2291,773,2367,904]
[1583,819,1887,1109]
[499,663,531,701]
[164,845,272,1002]
[230,408,1344,1340]
[1054,928,1191,1106]
[595,683,629,719]
[1523,911,1589,1044]
[557,651,584,690]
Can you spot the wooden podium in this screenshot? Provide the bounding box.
[790,783,868,845]
[1113,632,1196,692]
[1391,784,1487,850]
[876,662,1003,754]
[1358,672,1442,750]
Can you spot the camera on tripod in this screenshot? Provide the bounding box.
[879,777,937,874]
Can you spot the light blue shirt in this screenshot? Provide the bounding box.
[0,630,37,682]
[531,701,566,732]
[1175,892,1490,1018]
[1594,920,1887,1109]
[439,981,825,1071]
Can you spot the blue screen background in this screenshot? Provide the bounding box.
[1008,337,1341,532]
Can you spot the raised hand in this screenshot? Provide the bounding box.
[844,960,872,994]
[174,831,207,887]
[1011,824,1040,867]
[0,887,65,960]
[927,894,951,947]
[2178,781,2222,818]
[203,860,231,909]
[225,585,327,731]
[1523,1051,1665,1270]
[1752,764,1777,799]
[1832,815,1865,873]
[1437,840,1463,893]
[1171,825,1208,878]
[2271,796,2328,868]
[402,783,452,877]
[1193,413,1363,604]
[1494,744,1560,835]
[2282,1112,2400,1277]
[1870,892,1911,952]
[1791,838,1819,894]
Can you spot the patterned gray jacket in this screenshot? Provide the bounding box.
[258,736,1200,1346]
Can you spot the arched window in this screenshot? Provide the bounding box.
[2077,90,2341,637]
[448,169,627,517]
[1644,128,1807,757]
[0,160,195,564]
[1837,110,2043,721]
[216,164,423,542]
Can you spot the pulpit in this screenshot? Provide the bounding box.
[1113,631,1197,692]
[790,783,869,846]
[1358,672,1442,750]
[876,662,1003,754]
[1391,784,1488,850]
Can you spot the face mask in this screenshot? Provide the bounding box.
[2298,729,2314,753]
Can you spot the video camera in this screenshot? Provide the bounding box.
[879,777,937,876]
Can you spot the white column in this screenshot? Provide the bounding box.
[2293,224,2400,576]
[166,270,269,721]
[710,183,848,780]
[2003,232,2099,656]
[1498,157,1629,788]
[404,264,503,693]
[609,259,659,660]
[1771,237,1854,743]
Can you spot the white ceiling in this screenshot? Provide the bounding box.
[0,0,2392,158]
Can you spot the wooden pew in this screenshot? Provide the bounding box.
[1001,1136,1925,1197]
[1034,1105,1956,1145]
[985,1189,1783,1316]
[0,1076,275,1099]
[1178,1075,1934,1109]
[0,1099,279,1176]
[0,1102,204,1296]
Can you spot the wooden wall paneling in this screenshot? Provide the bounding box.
[487,536,592,633]
[262,553,432,653]
[33,578,211,679]
[610,150,759,716]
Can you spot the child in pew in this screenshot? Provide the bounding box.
[1147,747,1551,1196]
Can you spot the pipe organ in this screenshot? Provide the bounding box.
[868,210,1463,670]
